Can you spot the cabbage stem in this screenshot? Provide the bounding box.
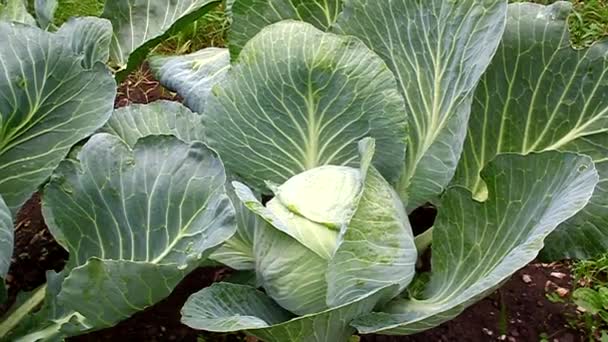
[0,284,46,339]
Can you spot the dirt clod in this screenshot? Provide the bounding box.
[550,272,567,279]
[556,287,570,297]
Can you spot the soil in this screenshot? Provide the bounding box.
[0,194,68,315]
[363,262,582,342]
[114,63,180,108]
[0,67,588,342]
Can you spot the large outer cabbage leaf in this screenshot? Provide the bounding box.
[229,0,342,58]
[454,2,608,260]
[55,17,113,69]
[2,102,218,340]
[99,101,260,271]
[149,48,230,114]
[182,283,397,341]
[0,195,11,303]
[100,100,206,147]
[41,133,236,328]
[204,21,407,192]
[102,0,221,77]
[182,283,294,331]
[99,100,260,271]
[0,22,116,214]
[351,151,597,335]
[335,0,507,210]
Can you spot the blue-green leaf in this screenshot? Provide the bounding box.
[181,283,293,332]
[149,48,230,114]
[454,1,608,260]
[0,22,116,214]
[181,282,397,341]
[229,0,342,58]
[204,21,407,193]
[352,152,597,334]
[336,0,507,210]
[100,101,206,148]
[0,195,11,303]
[42,134,236,327]
[56,17,113,68]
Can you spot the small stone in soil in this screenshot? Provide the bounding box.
[522,274,533,283]
[545,280,558,291]
[556,287,570,297]
[550,272,567,279]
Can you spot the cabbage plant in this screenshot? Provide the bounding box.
[0,102,235,341]
[143,0,608,340]
[0,0,234,340]
[181,141,597,340]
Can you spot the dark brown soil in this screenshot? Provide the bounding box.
[114,63,180,108]
[0,69,587,342]
[363,262,582,342]
[0,194,68,315]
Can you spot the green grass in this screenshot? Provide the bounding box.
[568,254,608,340]
[154,7,230,55]
[573,254,608,288]
[52,0,105,25]
[569,0,608,47]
